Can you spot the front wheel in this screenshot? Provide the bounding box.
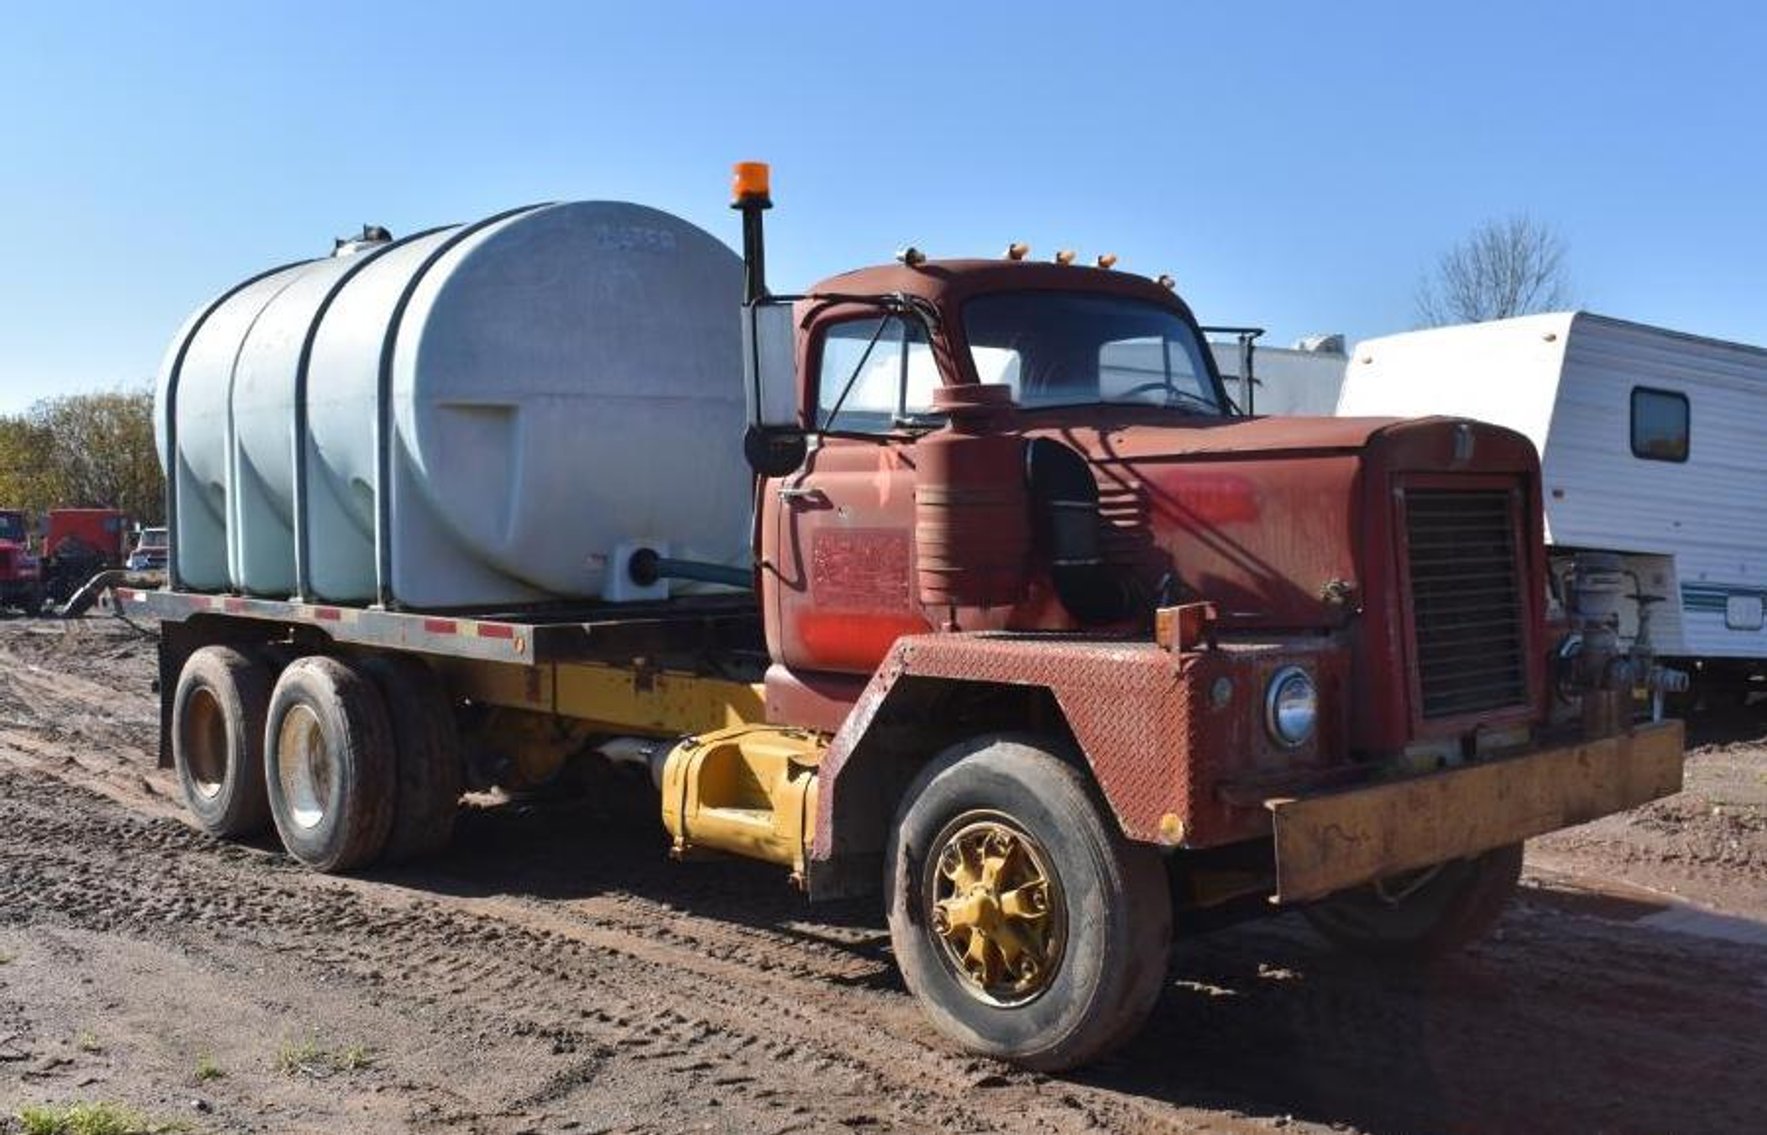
[886,736,1172,1072]
[1303,842,1523,961]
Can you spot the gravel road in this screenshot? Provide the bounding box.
[2,616,1764,1134]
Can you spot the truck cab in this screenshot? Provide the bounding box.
[728,165,1680,1063]
[0,508,42,612]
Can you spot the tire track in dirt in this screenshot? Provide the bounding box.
[0,763,1262,1134]
[5,617,1767,1133]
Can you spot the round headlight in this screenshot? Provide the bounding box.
[1265,666,1318,748]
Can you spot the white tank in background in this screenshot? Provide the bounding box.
[155,201,750,609]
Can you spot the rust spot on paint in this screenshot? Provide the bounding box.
[811,529,912,611]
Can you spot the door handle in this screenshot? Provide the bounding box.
[776,486,827,503]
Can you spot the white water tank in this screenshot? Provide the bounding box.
[155,201,750,609]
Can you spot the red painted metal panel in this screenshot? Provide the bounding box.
[812,633,1347,857]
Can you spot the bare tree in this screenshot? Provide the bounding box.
[1415,215,1572,327]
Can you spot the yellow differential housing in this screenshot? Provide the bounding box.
[660,725,825,878]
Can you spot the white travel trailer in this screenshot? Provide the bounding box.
[1340,312,1767,688]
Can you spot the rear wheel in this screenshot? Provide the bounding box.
[359,655,462,862]
[264,656,396,873]
[1303,842,1523,960]
[171,645,274,838]
[886,736,1172,1071]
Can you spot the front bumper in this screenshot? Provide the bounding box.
[1268,719,1685,903]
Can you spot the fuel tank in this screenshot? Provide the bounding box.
[155,202,749,608]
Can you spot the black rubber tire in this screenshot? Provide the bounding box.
[1303,842,1524,961]
[264,656,397,873]
[359,654,462,862]
[171,645,274,838]
[885,735,1173,1072]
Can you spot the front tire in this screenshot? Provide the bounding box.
[1303,842,1523,960]
[886,736,1172,1071]
[264,656,397,873]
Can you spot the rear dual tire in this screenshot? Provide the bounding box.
[171,646,274,838]
[173,647,460,872]
[359,654,462,862]
[264,656,398,873]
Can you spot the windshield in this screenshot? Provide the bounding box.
[0,513,24,543]
[964,292,1228,414]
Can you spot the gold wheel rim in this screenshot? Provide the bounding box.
[924,812,1065,1007]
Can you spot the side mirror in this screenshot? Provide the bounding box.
[742,301,806,475]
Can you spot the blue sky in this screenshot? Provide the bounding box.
[2,1,1763,413]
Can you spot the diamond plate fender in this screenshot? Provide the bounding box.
[809,633,1345,876]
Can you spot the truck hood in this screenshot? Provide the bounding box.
[1021,413,1540,632]
[1070,414,1404,462]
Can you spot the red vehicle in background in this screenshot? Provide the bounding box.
[40,508,129,604]
[0,509,42,612]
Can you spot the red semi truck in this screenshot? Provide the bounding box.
[123,164,1684,1069]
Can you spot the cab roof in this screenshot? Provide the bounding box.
[806,259,1201,324]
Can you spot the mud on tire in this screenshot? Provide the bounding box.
[1303,842,1523,961]
[359,654,462,862]
[264,655,397,873]
[171,645,275,838]
[885,735,1173,1072]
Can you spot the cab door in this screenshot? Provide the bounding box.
[763,312,940,675]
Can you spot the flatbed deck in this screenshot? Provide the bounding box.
[115,587,764,667]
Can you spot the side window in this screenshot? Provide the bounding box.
[1631,387,1688,462]
[816,316,939,432]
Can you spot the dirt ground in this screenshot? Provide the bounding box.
[1,615,1763,1135]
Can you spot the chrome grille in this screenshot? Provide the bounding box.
[1405,488,1529,719]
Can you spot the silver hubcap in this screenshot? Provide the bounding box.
[276,704,332,830]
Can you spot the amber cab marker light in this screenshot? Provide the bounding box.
[731,161,771,205]
[897,246,927,267]
[1005,242,1030,260]
[1055,249,1077,265]
[1096,253,1118,270]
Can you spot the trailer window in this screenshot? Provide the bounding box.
[817,316,940,432]
[1631,387,1688,462]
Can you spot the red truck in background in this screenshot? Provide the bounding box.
[40,507,129,604]
[0,507,132,611]
[0,508,42,612]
